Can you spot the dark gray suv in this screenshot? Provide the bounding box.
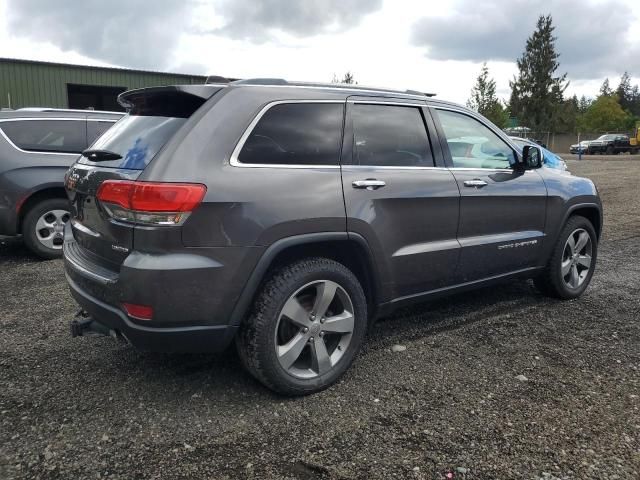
[63,80,602,395]
[0,108,122,258]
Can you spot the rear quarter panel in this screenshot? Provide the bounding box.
[0,138,77,234]
[140,86,348,248]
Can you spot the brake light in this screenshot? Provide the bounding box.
[122,302,153,320]
[96,180,206,225]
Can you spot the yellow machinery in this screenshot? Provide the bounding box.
[632,121,640,153]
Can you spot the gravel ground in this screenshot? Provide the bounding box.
[1,157,639,480]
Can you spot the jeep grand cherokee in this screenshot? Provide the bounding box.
[63,80,602,395]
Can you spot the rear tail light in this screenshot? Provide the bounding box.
[122,302,153,320]
[96,180,206,226]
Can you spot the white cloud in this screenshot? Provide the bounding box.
[0,0,638,104]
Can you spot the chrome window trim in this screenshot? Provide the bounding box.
[0,117,113,156]
[0,117,89,122]
[343,165,447,171]
[229,100,344,169]
[448,167,514,172]
[348,100,427,107]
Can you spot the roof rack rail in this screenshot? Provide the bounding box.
[232,78,288,86]
[230,78,436,98]
[405,89,436,97]
[18,107,122,115]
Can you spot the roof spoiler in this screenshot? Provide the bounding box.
[117,85,223,117]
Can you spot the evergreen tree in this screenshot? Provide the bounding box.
[555,95,579,133]
[332,72,356,84]
[616,72,632,110]
[509,15,567,132]
[342,72,355,85]
[599,78,612,97]
[466,63,508,128]
[631,85,640,117]
[578,95,592,114]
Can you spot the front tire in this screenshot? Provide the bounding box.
[534,215,598,299]
[236,257,368,395]
[22,198,70,259]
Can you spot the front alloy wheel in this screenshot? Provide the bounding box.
[561,228,593,290]
[535,215,598,299]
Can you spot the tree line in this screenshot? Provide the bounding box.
[467,15,640,133]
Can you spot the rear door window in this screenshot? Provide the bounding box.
[349,104,434,167]
[238,103,344,166]
[78,115,186,170]
[0,119,87,153]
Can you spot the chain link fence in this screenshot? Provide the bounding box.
[505,130,636,153]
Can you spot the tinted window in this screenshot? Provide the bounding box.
[87,121,117,145]
[78,115,186,170]
[436,110,515,169]
[0,119,86,153]
[351,104,433,167]
[238,103,344,165]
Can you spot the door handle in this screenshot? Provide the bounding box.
[352,179,386,190]
[463,179,488,188]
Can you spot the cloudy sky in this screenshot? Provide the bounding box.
[0,0,638,104]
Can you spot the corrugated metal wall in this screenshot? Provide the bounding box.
[0,58,207,109]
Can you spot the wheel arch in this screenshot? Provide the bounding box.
[229,232,382,327]
[18,186,69,233]
[564,203,602,240]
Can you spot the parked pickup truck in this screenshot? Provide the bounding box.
[587,134,636,155]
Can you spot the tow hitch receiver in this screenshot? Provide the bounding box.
[70,310,122,340]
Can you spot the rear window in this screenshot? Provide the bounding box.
[238,103,344,166]
[0,119,86,154]
[78,115,186,170]
[87,120,117,145]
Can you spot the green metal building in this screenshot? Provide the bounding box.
[0,58,207,111]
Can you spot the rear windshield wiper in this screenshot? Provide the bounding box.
[82,149,123,161]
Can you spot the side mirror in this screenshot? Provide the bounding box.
[521,145,543,169]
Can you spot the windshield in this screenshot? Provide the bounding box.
[597,134,616,141]
[78,115,186,169]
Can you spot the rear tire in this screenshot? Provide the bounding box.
[534,215,597,299]
[236,257,367,395]
[22,198,70,259]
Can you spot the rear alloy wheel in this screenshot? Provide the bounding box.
[22,198,71,259]
[275,280,355,379]
[236,258,367,395]
[534,215,597,299]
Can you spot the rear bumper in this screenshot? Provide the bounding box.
[62,224,262,353]
[66,272,237,353]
